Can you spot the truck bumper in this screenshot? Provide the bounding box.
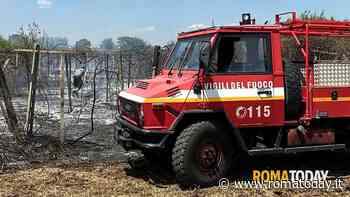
[115,115,170,151]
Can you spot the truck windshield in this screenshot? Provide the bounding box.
[167,40,191,69]
[167,39,209,74]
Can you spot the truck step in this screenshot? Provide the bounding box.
[248,144,346,156]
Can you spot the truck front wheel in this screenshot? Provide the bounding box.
[172,121,234,186]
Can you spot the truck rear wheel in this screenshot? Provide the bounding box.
[172,121,234,186]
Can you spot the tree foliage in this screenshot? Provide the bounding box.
[9,22,41,49]
[282,11,350,62]
[117,36,148,53]
[75,38,91,49]
[100,38,115,49]
[42,36,69,49]
[116,36,153,78]
[300,10,335,21]
[0,36,10,49]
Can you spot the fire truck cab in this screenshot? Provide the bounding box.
[116,12,350,186]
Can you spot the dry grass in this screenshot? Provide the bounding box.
[0,161,349,197]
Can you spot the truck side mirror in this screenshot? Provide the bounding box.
[152,45,161,77]
[199,42,210,71]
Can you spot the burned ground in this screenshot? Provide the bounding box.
[1,97,350,196]
[2,148,350,196]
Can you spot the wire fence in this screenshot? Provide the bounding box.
[0,47,163,165]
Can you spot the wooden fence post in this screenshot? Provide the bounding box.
[127,54,131,88]
[25,44,40,137]
[119,51,124,90]
[14,53,19,95]
[65,54,73,112]
[105,54,109,102]
[59,53,65,143]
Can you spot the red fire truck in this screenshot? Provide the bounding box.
[116,12,350,186]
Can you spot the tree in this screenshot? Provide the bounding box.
[100,38,115,49]
[281,11,347,61]
[8,23,42,91]
[8,34,23,47]
[0,36,10,49]
[75,38,91,49]
[160,41,175,66]
[42,36,69,49]
[117,36,148,53]
[9,22,41,49]
[300,10,335,20]
[116,36,153,79]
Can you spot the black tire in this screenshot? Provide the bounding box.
[172,121,234,186]
[284,62,303,119]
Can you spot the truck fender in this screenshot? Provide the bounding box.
[168,110,248,152]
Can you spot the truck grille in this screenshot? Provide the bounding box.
[119,97,139,123]
[135,81,149,89]
[166,86,181,97]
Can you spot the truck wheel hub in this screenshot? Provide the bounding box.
[197,143,223,173]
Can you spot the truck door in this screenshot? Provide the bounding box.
[204,33,285,127]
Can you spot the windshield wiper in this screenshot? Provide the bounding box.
[168,46,189,76]
[177,44,193,76]
[167,59,178,76]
